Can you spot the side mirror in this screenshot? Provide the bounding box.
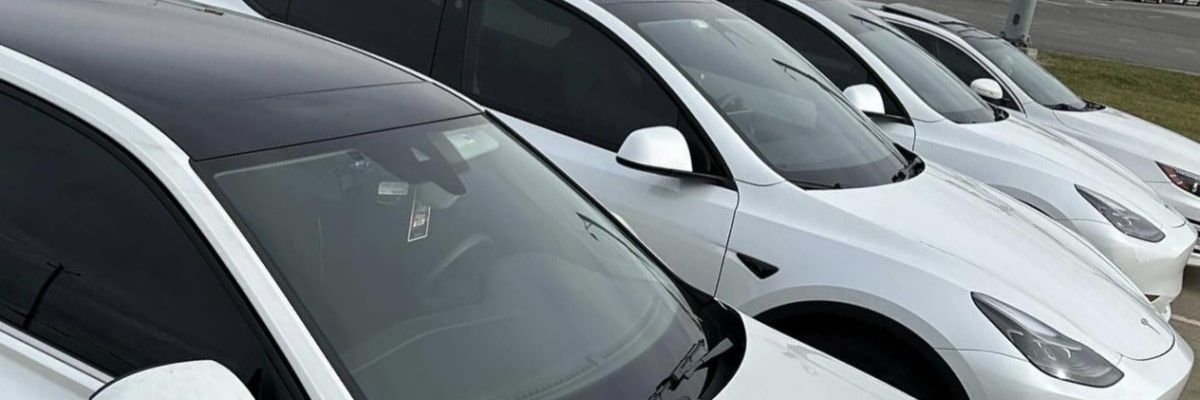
[617,126,693,175]
[91,360,254,400]
[843,84,885,115]
[970,78,1004,101]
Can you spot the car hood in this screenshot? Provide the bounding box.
[1053,106,1200,181]
[806,165,1174,360]
[955,116,1183,228]
[716,313,910,399]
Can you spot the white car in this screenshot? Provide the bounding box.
[191,0,1192,398]
[721,0,1196,317]
[0,1,909,399]
[868,3,1200,267]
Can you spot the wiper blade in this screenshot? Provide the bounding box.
[791,179,844,190]
[649,338,735,400]
[1046,103,1083,112]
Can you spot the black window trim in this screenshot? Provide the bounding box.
[0,80,309,399]
[886,18,1026,114]
[456,0,736,188]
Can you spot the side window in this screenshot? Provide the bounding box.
[286,0,446,73]
[0,89,297,399]
[462,0,700,157]
[896,25,1020,109]
[724,0,903,116]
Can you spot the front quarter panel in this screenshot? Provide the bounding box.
[715,313,911,399]
[715,182,1014,357]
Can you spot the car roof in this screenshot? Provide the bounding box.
[0,0,478,160]
[865,2,996,39]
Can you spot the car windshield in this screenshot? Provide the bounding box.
[964,36,1087,110]
[810,1,996,124]
[201,116,724,399]
[611,2,908,189]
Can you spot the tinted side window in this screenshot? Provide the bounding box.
[286,0,446,73]
[724,0,903,116]
[0,89,297,399]
[462,0,686,152]
[897,25,1019,109]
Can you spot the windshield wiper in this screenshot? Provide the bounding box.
[648,338,735,400]
[791,179,844,190]
[1045,102,1084,112]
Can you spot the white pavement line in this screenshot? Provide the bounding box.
[1083,0,1110,7]
[1171,314,1200,328]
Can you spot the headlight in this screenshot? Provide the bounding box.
[973,293,1123,387]
[1158,162,1200,197]
[1077,185,1164,242]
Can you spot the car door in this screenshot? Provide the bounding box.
[723,0,919,149]
[0,84,302,400]
[438,0,738,293]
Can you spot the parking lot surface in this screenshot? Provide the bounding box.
[887,0,1200,74]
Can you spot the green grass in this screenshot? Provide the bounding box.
[1038,51,1200,141]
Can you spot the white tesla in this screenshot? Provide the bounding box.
[720,0,1196,317]
[189,0,1192,398]
[0,0,908,399]
[869,2,1200,267]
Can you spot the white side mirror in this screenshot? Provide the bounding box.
[616,126,693,174]
[970,78,1004,101]
[843,84,885,115]
[91,360,254,400]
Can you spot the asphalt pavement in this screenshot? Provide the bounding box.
[884,0,1200,74]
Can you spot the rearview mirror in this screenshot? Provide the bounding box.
[91,360,253,400]
[617,126,693,175]
[970,78,1004,101]
[843,84,885,115]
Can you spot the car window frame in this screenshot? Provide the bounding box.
[0,81,308,399]
[450,0,734,184]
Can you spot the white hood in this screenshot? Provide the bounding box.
[806,166,1174,361]
[716,313,910,399]
[953,117,1184,228]
[1053,106,1200,182]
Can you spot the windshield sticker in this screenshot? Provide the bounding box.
[408,194,431,242]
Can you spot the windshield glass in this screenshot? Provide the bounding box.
[811,1,996,123]
[201,116,723,399]
[612,2,907,189]
[964,36,1087,110]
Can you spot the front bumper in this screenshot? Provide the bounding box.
[1148,182,1200,267]
[946,333,1193,399]
[1068,220,1194,315]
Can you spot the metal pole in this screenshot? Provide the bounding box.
[1001,0,1038,48]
